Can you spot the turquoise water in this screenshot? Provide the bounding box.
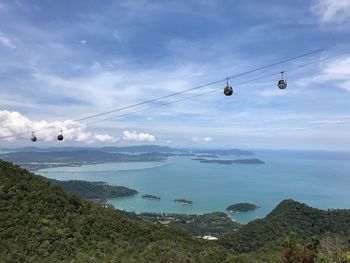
[38,149,350,224]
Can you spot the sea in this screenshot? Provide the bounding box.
[37,149,350,224]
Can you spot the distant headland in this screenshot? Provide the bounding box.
[48,179,138,201]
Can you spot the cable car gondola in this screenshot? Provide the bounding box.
[31,131,37,142]
[278,71,287,89]
[57,129,64,141]
[224,79,233,96]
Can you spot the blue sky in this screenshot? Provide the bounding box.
[1,0,350,149]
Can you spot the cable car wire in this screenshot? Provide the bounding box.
[0,41,349,141]
[72,43,343,124]
[69,41,350,126]
[0,51,342,141]
[64,57,332,130]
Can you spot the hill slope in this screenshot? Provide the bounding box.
[0,160,231,263]
[221,199,350,253]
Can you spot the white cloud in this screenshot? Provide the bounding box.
[258,88,286,97]
[300,56,350,91]
[122,130,156,142]
[95,134,118,142]
[0,110,118,143]
[311,0,350,24]
[191,136,213,143]
[322,57,350,80]
[113,31,122,43]
[1,0,350,150]
[0,35,16,49]
[309,119,350,125]
[29,64,212,118]
[0,2,8,12]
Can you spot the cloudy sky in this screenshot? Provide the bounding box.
[1,0,350,149]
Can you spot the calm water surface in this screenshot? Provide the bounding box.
[38,149,350,223]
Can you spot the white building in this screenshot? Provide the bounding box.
[202,235,218,240]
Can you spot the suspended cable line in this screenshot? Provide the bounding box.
[62,57,335,131]
[72,43,344,124]
[0,41,349,142]
[48,41,350,133]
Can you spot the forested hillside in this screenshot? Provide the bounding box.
[0,160,231,263]
[221,199,350,253]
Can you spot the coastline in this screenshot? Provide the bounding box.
[31,151,350,224]
[37,160,169,174]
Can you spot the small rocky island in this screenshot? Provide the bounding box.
[195,159,265,165]
[191,158,206,161]
[142,194,161,200]
[174,199,193,205]
[226,203,259,212]
[196,154,218,158]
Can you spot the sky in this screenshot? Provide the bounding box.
[1,0,350,149]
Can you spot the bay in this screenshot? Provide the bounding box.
[38,149,350,224]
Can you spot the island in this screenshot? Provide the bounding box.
[142,194,161,200]
[196,154,218,158]
[195,149,254,156]
[194,158,265,165]
[226,203,259,212]
[230,159,265,164]
[174,199,193,205]
[191,158,207,161]
[177,153,196,157]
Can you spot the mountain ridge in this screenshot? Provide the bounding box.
[2,145,254,156]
